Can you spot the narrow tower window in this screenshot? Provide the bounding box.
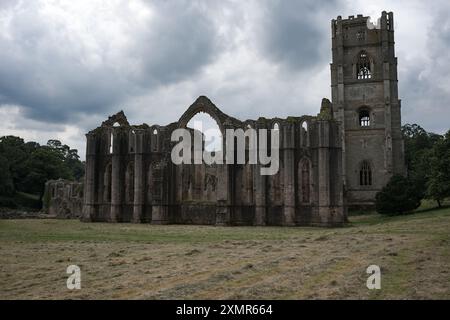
[357,51,372,79]
[359,161,372,186]
[359,110,370,127]
[153,129,158,151]
[109,132,113,154]
[301,121,308,147]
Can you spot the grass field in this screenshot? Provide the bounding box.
[0,207,449,299]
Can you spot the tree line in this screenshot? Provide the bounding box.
[0,136,85,207]
[376,124,450,214]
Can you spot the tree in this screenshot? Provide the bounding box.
[0,155,14,196]
[402,124,446,207]
[0,135,85,205]
[21,146,73,200]
[402,124,441,173]
[0,136,36,190]
[375,175,423,215]
[47,140,85,180]
[427,130,450,207]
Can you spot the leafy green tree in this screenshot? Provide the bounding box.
[402,124,447,207]
[0,136,85,206]
[21,146,73,200]
[375,175,423,215]
[427,130,450,207]
[47,140,84,180]
[0,136,36,190]
[0,155,14,196]
[402,124,441,173]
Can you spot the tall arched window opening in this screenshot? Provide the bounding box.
[359,161,372,186]
[357,51,372,79]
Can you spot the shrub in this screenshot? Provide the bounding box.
[375,175,423,215]
[0,197,18,209]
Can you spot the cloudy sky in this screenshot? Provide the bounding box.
[0,0,449,159]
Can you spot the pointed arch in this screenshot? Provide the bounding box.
[178,96,228,134]
[187,112,223,152]
[273,122,280,131]
[300,121,309,147]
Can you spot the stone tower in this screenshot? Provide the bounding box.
[330,12,405,208]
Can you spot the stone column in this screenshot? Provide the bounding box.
[82,133,96,222]
[151,160,169,224]
[215,164,230,226]
[133,129,144,223]
[110,129,121,222]
[253,122,267,225]
[215,126,230,226]
[317,121,331,225]
[253,163,266,226]
[283,124,296,226]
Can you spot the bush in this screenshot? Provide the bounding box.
[375,175,423,215]
[0,196,18,209]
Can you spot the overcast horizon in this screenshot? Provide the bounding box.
[1,0,449,160]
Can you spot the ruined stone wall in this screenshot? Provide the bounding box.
[82,96,346,226]
[43,179,84,218]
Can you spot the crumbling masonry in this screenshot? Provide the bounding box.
[46,11,405,226]
[82,96,345,226]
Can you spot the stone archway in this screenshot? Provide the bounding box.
[176,96,237,225]
[178,96,227,134]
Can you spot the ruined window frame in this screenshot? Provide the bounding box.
[359,109,371,127]
[359,160,372,186]
[356,51,372,80]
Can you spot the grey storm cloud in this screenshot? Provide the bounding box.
[131,1,219,85]
[0,0,449,159]
[0,0,220,123]
[398,7,450,133]
[258,0,342,70]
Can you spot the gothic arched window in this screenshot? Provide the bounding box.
[357,51,372,79]
[152,128,158,152]
[109,131,113,154]
[129,130,136,153]
[359,161,372,186]
[359,110,370,127]
[301,121,308,147]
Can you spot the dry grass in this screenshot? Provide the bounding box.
[0,208,449,300]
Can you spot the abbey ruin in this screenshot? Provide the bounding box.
[45,11,406,226]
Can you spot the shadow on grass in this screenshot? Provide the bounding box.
[347,202,450,228]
